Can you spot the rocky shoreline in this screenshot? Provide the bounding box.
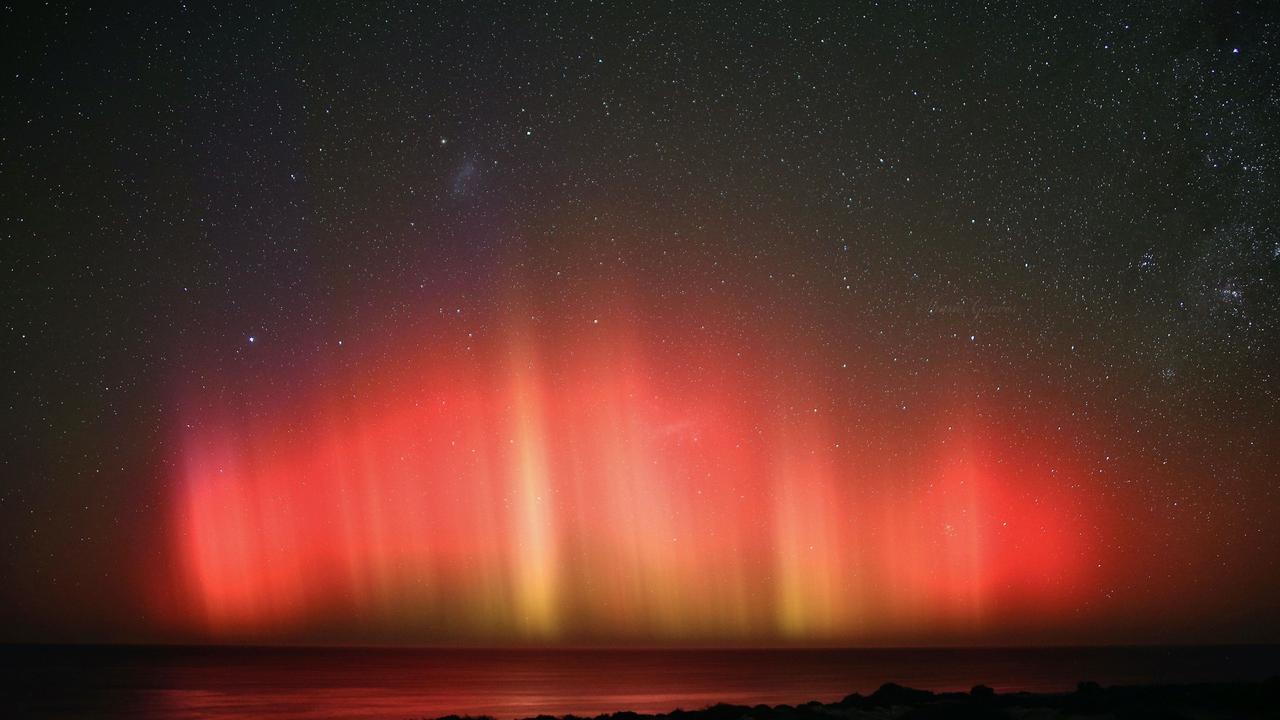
[435,679,1280,720]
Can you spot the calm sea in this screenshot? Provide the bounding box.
[4,645,1279,719]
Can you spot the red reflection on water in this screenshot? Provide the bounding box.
[12,647,1274,720]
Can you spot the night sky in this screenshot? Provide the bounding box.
[2,2,1278,647]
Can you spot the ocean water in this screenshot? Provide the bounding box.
[4,645,1279,719]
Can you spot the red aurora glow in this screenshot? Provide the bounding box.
[165,293,1100,644]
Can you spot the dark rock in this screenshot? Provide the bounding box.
[835,693,862,706]
[438,680,1280,720]
[867,682,935,707]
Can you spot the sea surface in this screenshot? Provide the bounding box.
[4,645,1279,719]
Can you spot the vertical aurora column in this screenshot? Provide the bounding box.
[506,354,562,638]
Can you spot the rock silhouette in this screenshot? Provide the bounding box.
[433,678,1280,720]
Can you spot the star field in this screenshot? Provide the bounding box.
[1,1,1278,644]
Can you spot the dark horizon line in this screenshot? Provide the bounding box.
[4,640,1279,652]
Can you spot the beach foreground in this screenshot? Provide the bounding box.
[435,680,1280,720]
